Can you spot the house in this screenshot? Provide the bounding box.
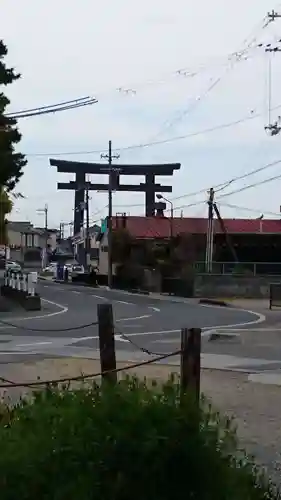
[7,221,59,265]
[98,214,281,274]
[72,224,100,266]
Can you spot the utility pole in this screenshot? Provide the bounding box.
[262,44,281,136]
[205,188,214,273]
[85,182,90,270]
[59,222,65,240]
[267,10,281,22]
[101,140,120,288]
[37,204,48,269]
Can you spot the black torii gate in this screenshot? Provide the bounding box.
[50,158,181,235]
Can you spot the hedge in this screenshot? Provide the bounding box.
[0,376,278,500]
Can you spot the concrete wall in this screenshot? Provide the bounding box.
[194,274,281,299]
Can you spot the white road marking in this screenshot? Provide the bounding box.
[115,300,133,305]
[15,341,53,347]
[117,329,179,336]
[98,288,266,329]
[72,291,81,294]
[115,334,129,343]
[0,351,36,355]
[0,299,68,323]
[121,324,142,328]
[91,294,108,301]
[149,306,160,312]
[200,305,266,328]
[220,327,281,332]
[72,336,97,341]
[116,315,151,322]
[71,330,175,343]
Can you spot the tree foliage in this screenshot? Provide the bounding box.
[0,39,27,191]
[0,188,12,244]
[0,377,278,499]
[112,228,134,263]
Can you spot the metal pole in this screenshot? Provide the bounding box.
[85,183,90,270]
[107,140,113,289]
[100,140,120,288]
[44,204,48,269]
[170,203,174,239]
[209,189,214,273]
[205,188,214,273]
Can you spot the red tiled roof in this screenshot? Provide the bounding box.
[112,216,281,239]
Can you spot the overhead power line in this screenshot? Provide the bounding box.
[114,158,281,209]
[217,171,281,199]
[218,202,280,217]
[150,10,273,140]
[6,96,94,117]
[24,101,281,158]
[8,35,270,119]
[7,9,277,122]
[164,170,281,212]
[6,97,98,119]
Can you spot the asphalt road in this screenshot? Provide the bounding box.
[0,280,271,368]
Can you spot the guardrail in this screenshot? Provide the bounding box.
[194,261,281,275]
[1,270,41,311]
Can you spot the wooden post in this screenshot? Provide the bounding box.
[97,303,117,384]
[180,328,201,403]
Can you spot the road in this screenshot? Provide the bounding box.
[1,279,279,374]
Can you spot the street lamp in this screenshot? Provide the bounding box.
[156,194,174,238]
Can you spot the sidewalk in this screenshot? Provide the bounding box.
[1,356,281,481]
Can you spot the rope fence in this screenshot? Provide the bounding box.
[0,302,202,401]
[0,349,182,389]
[0,318,99,333]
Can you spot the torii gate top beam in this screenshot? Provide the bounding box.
[50,158,181,176]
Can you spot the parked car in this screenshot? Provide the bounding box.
[43,263,57,272]
[70,264,84,277]
[5,261,22,273]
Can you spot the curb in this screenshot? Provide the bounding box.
[199,298,230,307]
[130,289,150,295]
[53,280,98,288]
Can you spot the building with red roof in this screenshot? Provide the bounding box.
[112,215,281,238]
[108,214,281,268]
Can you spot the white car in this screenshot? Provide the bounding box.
[71,264,84,275]
[5,261,22,273]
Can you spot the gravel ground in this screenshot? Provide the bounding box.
[1,358,281,483]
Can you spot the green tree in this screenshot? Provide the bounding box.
[0,39,27,192]
[112,228,134,263]
[0,189,12,244]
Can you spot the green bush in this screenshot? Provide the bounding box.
[0,376,278,500]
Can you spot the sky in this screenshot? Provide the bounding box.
[2,0,281,232]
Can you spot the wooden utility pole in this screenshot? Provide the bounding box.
[180,328,201,404]
[205,188,214,273]
[97,303,117,384]
[100,141,120,288]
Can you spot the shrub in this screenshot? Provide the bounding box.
[0,376,278,500]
